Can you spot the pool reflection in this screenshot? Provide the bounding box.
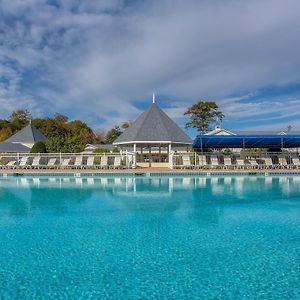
[0,176,299,221]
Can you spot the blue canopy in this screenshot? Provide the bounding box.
[193,135,300,149]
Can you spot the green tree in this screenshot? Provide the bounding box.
[184,101,224,134]
[105,126,122,144]
[3,110,98,153]
[112,147,120,154]
[31,141,47,153]
[46,136,66,153]
[9,109,31,129]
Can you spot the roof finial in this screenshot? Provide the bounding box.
[152,92,156,104]
[215,116,221,129]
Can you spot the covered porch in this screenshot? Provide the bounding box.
[119,142,191,168]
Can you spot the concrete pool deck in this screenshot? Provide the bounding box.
[1,167,300,176]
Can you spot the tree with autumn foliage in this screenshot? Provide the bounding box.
[0,127,13,142]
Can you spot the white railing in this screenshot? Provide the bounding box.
[172,152,300,169]
[0,152,135,169]
[1,151,300,170]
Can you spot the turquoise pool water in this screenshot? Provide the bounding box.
[0,176,299,299]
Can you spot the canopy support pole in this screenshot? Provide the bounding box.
[200,137,203,155]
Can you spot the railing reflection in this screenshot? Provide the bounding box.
[0,175,299,219]
[1,175,299,191]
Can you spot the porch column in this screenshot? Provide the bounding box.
[133,143,137,168]
[159,145,161,162]
[149,146,152,167]
[168,143,173,169]
[168,143,172,161]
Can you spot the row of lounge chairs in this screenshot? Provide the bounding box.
[178,155,300,169]
[0,155,124,170]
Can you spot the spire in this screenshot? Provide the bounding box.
[152,93,156,104]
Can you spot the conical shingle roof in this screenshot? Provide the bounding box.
[114,103,192,145]
[0,142,30,152]
[5,124,47,144]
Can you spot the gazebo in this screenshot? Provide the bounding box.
[114,95,192,167]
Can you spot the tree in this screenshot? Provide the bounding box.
[121,121,130,129]
[94,130,106,144]
[31,141,47,153]
[105,126,122,144]
[9,109,31,129]
[54,113,69,123]
[112,147,120,154]
[184,101,224,134]
[0,127,13,141]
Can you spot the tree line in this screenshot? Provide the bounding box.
[0,101,223,152]
[0,110,125,152]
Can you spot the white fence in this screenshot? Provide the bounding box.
[0,153,135,169]
[170,152,300,169]
[1,151,300,170]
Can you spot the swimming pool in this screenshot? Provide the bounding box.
[0,176,299,299]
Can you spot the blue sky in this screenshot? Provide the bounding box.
[1,0,300,137]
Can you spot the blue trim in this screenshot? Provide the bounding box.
[193,134,300,149]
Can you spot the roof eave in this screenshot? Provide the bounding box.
[113,140,192,145]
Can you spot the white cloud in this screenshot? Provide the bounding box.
[0,0,300,130]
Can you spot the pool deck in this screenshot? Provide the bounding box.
[1,167,300,176]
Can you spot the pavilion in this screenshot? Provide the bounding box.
[114,95,192,167]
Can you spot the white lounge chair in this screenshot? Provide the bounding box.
[236,158,246,169]
[197,155,207,169]
[263,157,274,169]
[182,155,192,169]
[61,158,71,168]
[100,156,108,169]
[113,156,122,169]
[86,156,94,169]
[292,158,300,169]
[19,156,29,169]
[5,160,17,169]
[210,156,219,168]
[47,158,57,169]
[278,156,288,168]
[74,156,83,169]
[31,156,41,169]
[223,157,233,169]
[249,159,259,169]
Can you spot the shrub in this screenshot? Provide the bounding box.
[93,147,109,154]
[31,141,47,153]
[112,147,120,154]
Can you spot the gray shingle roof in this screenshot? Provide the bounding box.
[0,142,30,153]
[114,103,192,145]
[5,124,47,144]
